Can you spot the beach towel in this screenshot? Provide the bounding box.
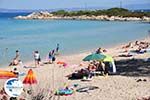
[76,86,99,93]
[55,89,73,96]
[119,54,133,57]
[19,72,26,76]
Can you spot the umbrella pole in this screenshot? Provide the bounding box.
[52,63,55,91]
[52,63,55,100]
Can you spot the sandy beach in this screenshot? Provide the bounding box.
[0,38,150,100]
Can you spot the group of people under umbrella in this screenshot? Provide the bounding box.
[83,48,116,75]
[69,48,116,80]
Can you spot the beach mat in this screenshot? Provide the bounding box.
[76,86,99,93]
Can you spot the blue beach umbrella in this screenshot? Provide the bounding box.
[83,53,106,61]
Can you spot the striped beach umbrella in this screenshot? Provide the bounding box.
[23,69,37,85]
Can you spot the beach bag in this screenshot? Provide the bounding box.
[52,56,56,61]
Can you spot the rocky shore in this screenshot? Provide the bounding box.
[15,11,150,22]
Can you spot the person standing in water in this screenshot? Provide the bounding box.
[15,50,20,60]
[33,51,41,67]
[48,51,52,64]
[56,43,59,54]
[52,54,56,64]
[52,49,55,56]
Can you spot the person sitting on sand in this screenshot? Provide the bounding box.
[9,50,21,66]
[12,68,19,77]
[86,63,97,78]
[69,63,96,80]
[93,60,99,68]
[88,62,97,72]
[9,58,19,66]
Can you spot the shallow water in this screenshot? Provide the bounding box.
[0,13,150,66]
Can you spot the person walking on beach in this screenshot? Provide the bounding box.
[33,51,41,67]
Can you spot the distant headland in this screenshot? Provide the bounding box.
[15,8,150,21]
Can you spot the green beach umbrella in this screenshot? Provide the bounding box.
[102,54,114,62]
[83,53,106,61]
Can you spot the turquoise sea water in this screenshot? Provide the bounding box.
[0,14,150,66]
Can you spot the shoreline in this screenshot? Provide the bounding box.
[25,36,150,64]
[1,36,148,68]
[8,37,150,66]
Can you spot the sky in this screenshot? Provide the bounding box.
[0,0,150,10]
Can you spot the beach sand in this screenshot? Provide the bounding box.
[0,38,150,100]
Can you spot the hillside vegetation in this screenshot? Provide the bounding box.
[51,8,150,18]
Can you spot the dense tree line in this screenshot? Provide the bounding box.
[51,8,150,18]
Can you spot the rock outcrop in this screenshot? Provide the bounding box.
[15,11,150,22]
